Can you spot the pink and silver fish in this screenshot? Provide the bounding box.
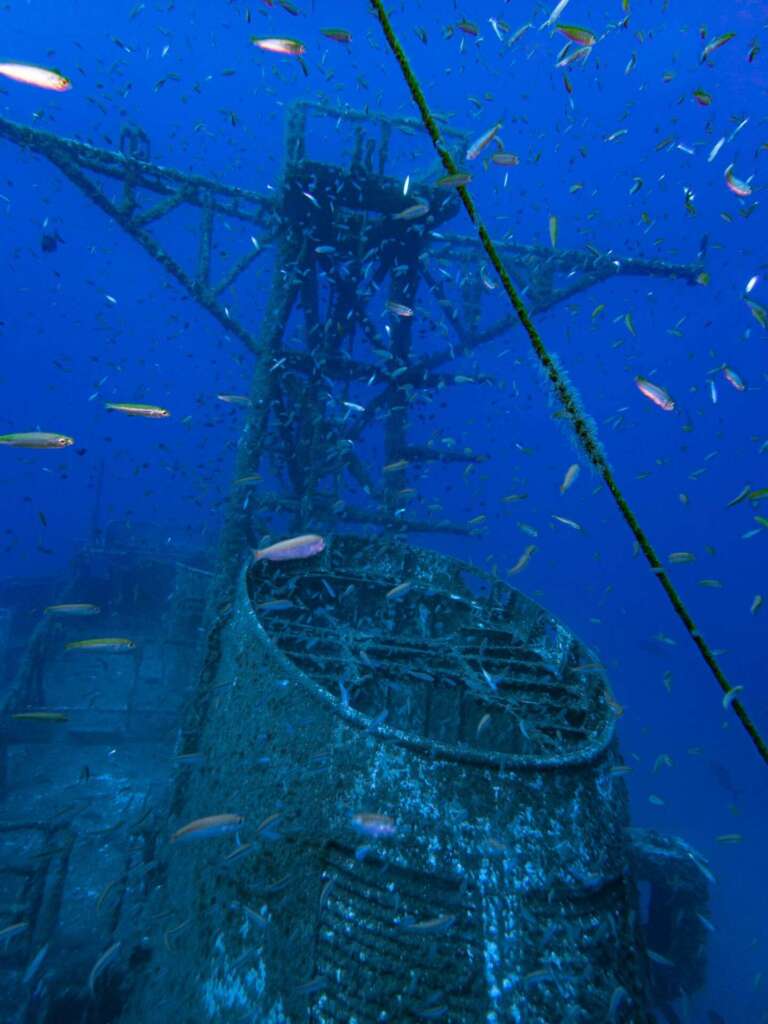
[253,534,325,561]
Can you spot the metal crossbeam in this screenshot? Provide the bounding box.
[0,104,704,563]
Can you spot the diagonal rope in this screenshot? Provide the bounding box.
[369,0,768,767]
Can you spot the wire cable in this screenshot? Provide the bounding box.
[369,0,768,767]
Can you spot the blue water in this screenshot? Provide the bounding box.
[1,1,765,1021]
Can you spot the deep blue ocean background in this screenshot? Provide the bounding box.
[1,1,765,1020]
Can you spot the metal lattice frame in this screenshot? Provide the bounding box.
[0,102,702,581]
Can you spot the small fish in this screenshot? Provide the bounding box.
[222,842,257,867]
[548,214,558,248]
[551,514,582,531]
[746,299,767,329]
[726,484,752,508]
[386,300,414,317]
[170,814,244,843]
[692,88,712,106]
[44,603,100,616]
[668,552,695,564]
[253,534,325,561]
[491,152,519,166]
[480,265,497,291]
[175,752,204,765]
[700,32,735,64]
[722,686,744,710]
[320,27,352,44]
[383,459,409,473]
[22,943,48,985]
[257,599,294,612]
[466,123,502,161]
[65,638,135,652]
[386,581,414,600]
[715,832,743,843]
[508,544,536,575]
[648,949,675,968]
[0,432,74,448]
[560,463,579,494]
[0,922,28,944]
[540,0,571,30]
[402,914,456,934]
[251,37,305,56]
[635,376,675,411]
[722,365,745,391]
[12,711,68,722]
[456,18,479,36]
[394,203,429,221]
[708,137,726,163]
[436,172,472,188]
[352,813,396,838]
[0,62,71,91]
[217,393,252,405]
[104,402,170,418]
[725,164,752,197]
[556,45,591,68]
[88,941,121,995]
[750,594,763,615]
[556,24,596,46]
[294,976,328,996]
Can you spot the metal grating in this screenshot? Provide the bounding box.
[311,843,485,1023]
[248,563,608,760]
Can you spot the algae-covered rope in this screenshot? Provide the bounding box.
[369,0,768,768]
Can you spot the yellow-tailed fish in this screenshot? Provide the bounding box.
[548,215,558,247]
[44,603,101,616]
[104,402,170,418]
[65,638,136,652]
[0,62,71,91]
[0,432,73,448]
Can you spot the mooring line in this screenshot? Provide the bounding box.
[369,0,768,767]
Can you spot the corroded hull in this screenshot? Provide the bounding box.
[124,536,653,1023]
